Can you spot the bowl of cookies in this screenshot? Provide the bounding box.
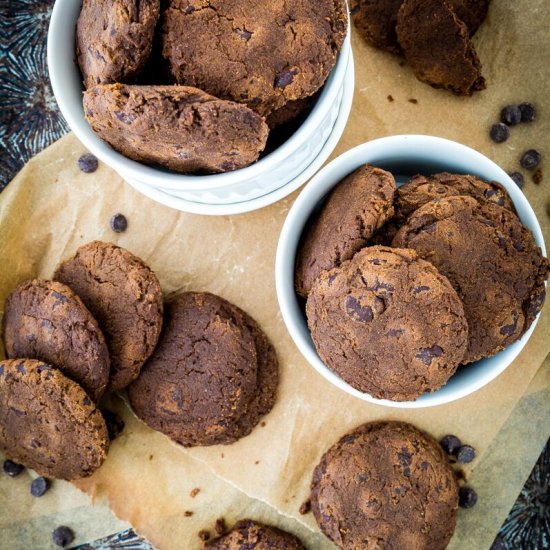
[47,0,353,214]
[276,135,549,408]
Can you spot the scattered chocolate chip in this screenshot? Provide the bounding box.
[518,102,536,123]
[101,409,125,440]
[184,511,194,517]
[30,477,50,497]
[190,487,200,498]
[110,213,128,233]
[440,435,462,456]
[299,499,312,515]
[387,94,394,102]
[52,526,75,547]
[458,486,478,508]
[489,123,510,143]
[532,168,543,185]
[198,530,210,541]
[77,153,98,173]
[456,445,476,463]
[508,171,524,189]
[500,105,522,126]
[455,469,467,482]
[214,517,226,535]
[3,460,24,477]
[408,98,418,104]
[520,149,542,170]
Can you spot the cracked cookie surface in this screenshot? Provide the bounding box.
[161,0,348,117]
[306,246,468,401]
[0,359,109,480]
[54,241,163,392]
[393,195,549,363]
[3,279,110,402]
[310,421,458,550]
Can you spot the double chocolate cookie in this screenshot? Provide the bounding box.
[128,292,278,447]
[0,359,109,480]
[311,421,458,550]
[306,246,468,401]
[161,0,348,117]
[205,520,305,549]
[54,241,163,391]
[2,279,110,401]
[295,164,396,297]
[393,196,549,363]
[83,84,269,174]
[76,0,160,88]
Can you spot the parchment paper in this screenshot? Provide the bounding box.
[1,0,549,547]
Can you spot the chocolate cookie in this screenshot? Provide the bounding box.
[205,520,305,549]
[161,0,348,117]
[306,246,468,401]
[393,196,549,362]
[76,0,160,88]
[54,241,163,391]
[83,84,269,174]
[450,0,491,36]
[396,0,486,95]
[311,421,458,550]
[128,292,278,447]
[2,279,110,402]
[295,164,396,298]
[0,359,109,480]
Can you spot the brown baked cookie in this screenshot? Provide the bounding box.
[161,0,348,117]
[205,519,305,549]
[2,279,110,402]
[129,292,277,447]
[0,359,109,480]
[393,196,549,363]
[83,84,269,174]
[306,246,468,401]
[76,0,160,88]
[54,241,163,391]
[295,164,396,298]
[311,421,458,550]
[396,0,486,95]
[450,0,491,36]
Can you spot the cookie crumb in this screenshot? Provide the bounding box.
[299,499,312,515]
[184,511,194,517]
[254,460,260,465]
[52,526,75,547]
[30,476,50,497]
[214,517,226,535]
[532,168,543,185]
[198,530,210,541]
[455,469,467,483]
[190,487,201,498]
[149,455,154,460]
[78,153,98,173]
[110,213,128,233]
[221,453,225,459]
[408,98,418,104]
[387,94,394,102]
[260,421,266,427]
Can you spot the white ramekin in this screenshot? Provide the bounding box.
[47,0,353,212]
[276,136,547,409]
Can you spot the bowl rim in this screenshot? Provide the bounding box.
[275,135,547,409]
[47,0,351,192]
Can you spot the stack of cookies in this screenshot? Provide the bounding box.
[1,241,278,481]
[296,164,549,401]
[76,0,348,173]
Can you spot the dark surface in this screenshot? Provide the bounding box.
[0,1,548,549]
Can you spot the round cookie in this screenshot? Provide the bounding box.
[128,292,277,447]
[310,421,458,550]
[393,196,549,363]
[0,359,109,480]
[450,0,491,36]
[54,241,163,391]
[306,246,468,401]
[205,519,305,549]
[76,0,160,88]
[2,279,110,402]
[396,0,486,95]
[161,0,348,117]
[295,164,396,298]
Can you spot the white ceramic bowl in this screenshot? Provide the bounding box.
[47,0,353,211]
[276,135,547,409]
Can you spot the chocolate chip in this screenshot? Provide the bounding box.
[456,444,476,463]
[184,510,193,517]
[30,477,50,497]
[408,98,418,104]
[110,213,128,233]
[416,345,443,365]
[190,487,200,498]
[214,517,226,535]
[439,435,462,456]
[500,105,522,126]
[77,153,98,173]
[345,295,373,322]
[520,149,542,170]
[518,102,536,123]
[299,499,312,515]
[275,69,295,88]
[52,526,75,547]
[458,486,478,508]
[3,460,24,477]
[387,94,394,102]
[235,28,252,41]
[508,171,524,189]
[101,409,125,440]
[198,530,210,541]
[489,123,510,143]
